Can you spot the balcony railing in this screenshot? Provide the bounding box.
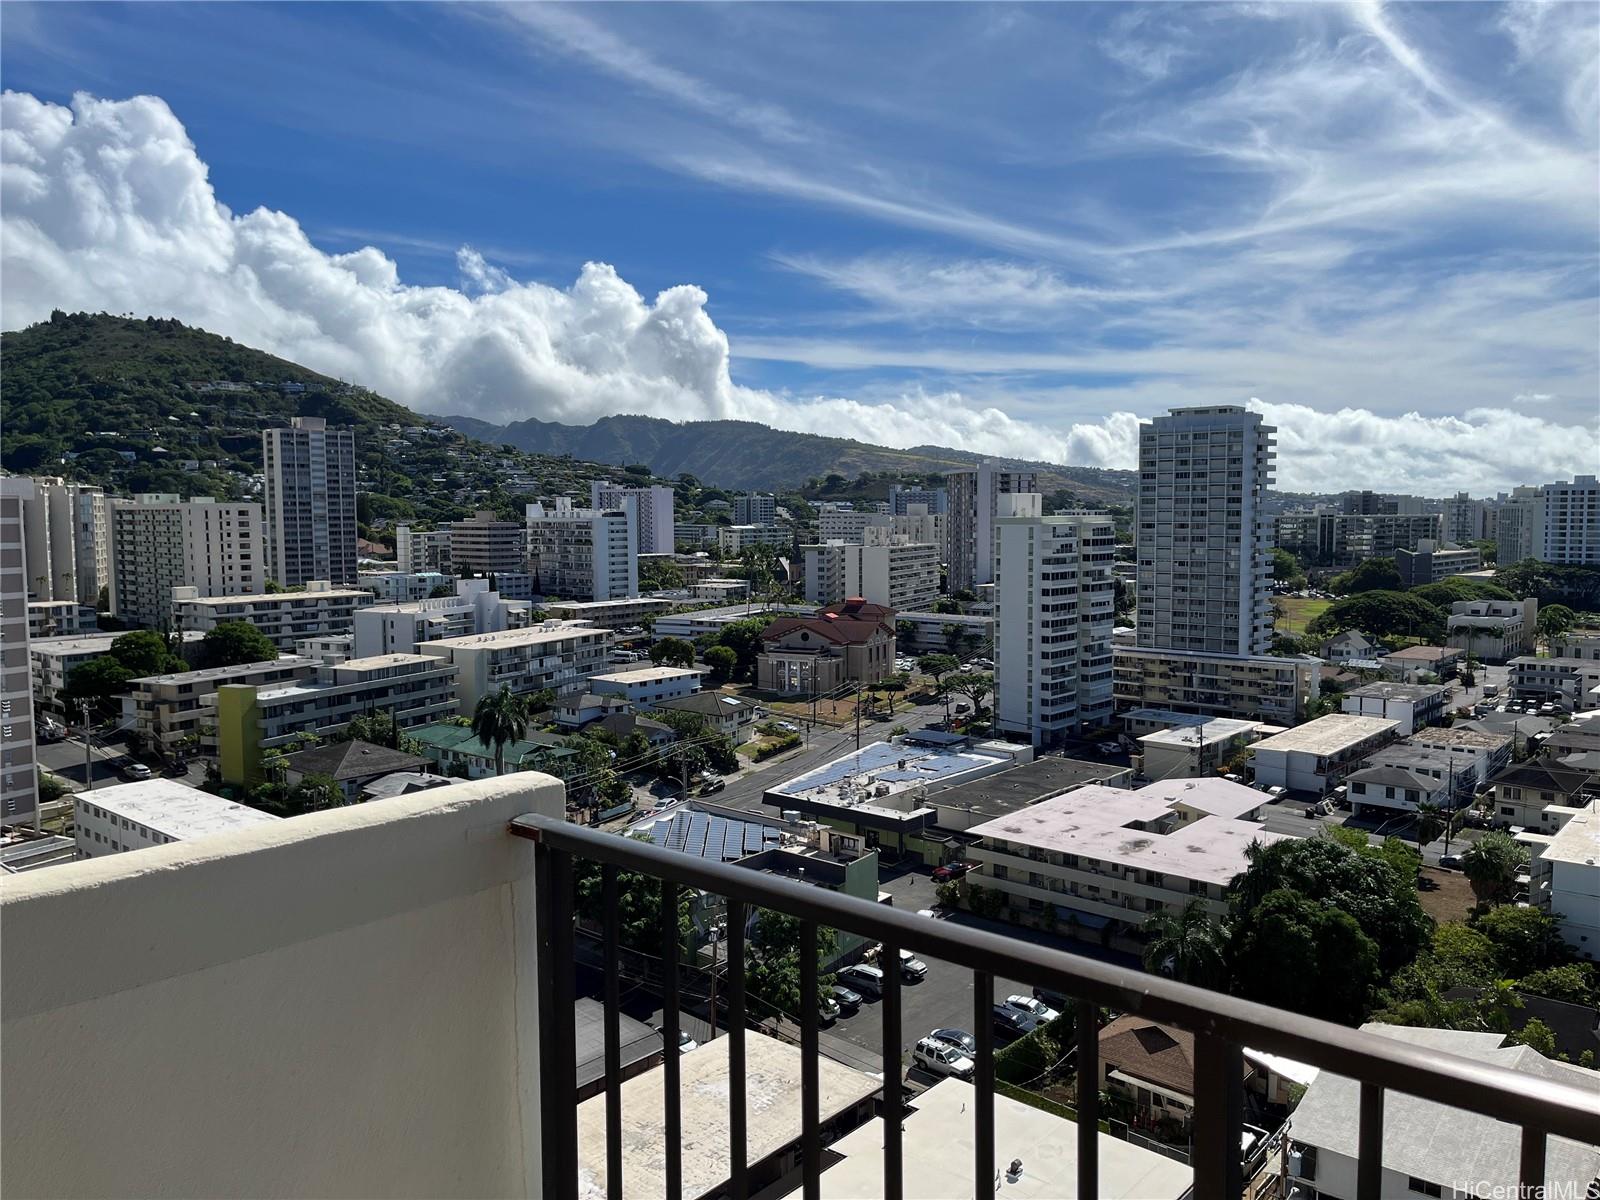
[511,812,1597,1200]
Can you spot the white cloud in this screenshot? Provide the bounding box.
[1,89,1594,496]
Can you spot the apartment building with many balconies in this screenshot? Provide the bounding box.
[214,652,460,783]
[1537,475,1600,565]
[525,499,637,601]
[1248,714,1399,795]
[1136,407,1273,657]
[992,495,1116,747]
[1113,646,1319,726]
[590,482,676,555]
[262,416,358,587]
[417,621,612,711]
[946,462,1038,594]
[19,477,109,606]
[802,530,940,613]
[966,777,1291,936]
[111,495,265,630]
[1273,511,1443,568]
[1,478,39,822]
[393,524,452,574]
[122,656,319,759]
[173,580,374,650]
[1508,656,1600,712]
[449,511,529,577]
[352,579,533,658]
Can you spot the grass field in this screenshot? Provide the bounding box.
[1274,596,1331,635]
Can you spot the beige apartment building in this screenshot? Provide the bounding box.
[173,580,374,650]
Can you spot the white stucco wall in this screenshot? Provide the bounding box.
[2,774,565,1199]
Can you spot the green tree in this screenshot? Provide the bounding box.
[1141,900,1226,988]
[703,645,737,686]
[650,637,697,669]
[1329,557,1402,595]
[1306,591,1446,642]
[1536,604,1576,642]
[470,685,530,776]
[745,908,838,1020]
[63,656,135,711]
[1414,801,1445,852]
[1509,1017,1558,1057]
[916,653,960,691]
[338,710,424,754]
[287,773,346,813]
[1228,889,1381,1023]
[946,671,995,716]
[1229,837,1432,974]
[1476,978,1525,1034]
[1270,547,1306,586]
[1460,832,1529,906]
[201,620,279,668]
[1515,963,1596,1006]
[638,557,685,592]
[575,858,694,953]
[705,615,776,681]
[109,629,184,675]
[1474,905,1573,978]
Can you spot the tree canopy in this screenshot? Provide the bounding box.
[650,637,697,669]
[1460,832,1529,906]
[202,620,279,668]
[1229,889,1381,1023]
[1306,590,1445,642]
[1329,557,1402,595]
[470,685,530,776]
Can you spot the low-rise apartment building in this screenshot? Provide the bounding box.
[215,653,460,783]
[173,581,375,650]
[352,580,533,658]
[74,779,279,859]
[123,656,319,759]
[966,778,1292,936]
[1378,644,1463,682]
[689,578,750,603]
[1407,724,1514,781]
[891,610,993,657]
[1136,716,1262,781]
[587,666,704,708]
[718,524,790,555]
[1531,805,1600,960]
[651,603,812,642]
[1509,656,1600,712]
[1339,681,1449,735]
[1393,539,1482,586]
[1549,630,1600,662]
[416,621,612,711]
[1345,761,1451,818]
[542,597,675,630]
[1249,714,1400,795]
[1485,761,1599,831]
[357,570,453,602]
[29,631,205,716]
[1113,646,1320,726]
[26,601,97,639]
[1446,598,1538,662]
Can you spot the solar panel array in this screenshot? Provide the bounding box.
[645,808,780,862]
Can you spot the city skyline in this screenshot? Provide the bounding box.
[2,2,1597,493]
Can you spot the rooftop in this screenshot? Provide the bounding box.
[1138,717,1261,749]
[1250,714,1399,755]
[1099,1016,1196,1095]
[281,740,431,782]
[968,783,1290,886]
[179,588,371,606]
[653,691,754,718]
[626,802,784,862]
[1383,645,1460,661]
[129,656,315,687]
[31,631,204,657]
[575,1030,879,1200]
[808,1076,1192,1200]
[544,597,675,611]
[1509,656,1595,669]
[409,722,578,764]
[1343,681,1448,701]
[587,666,704,686]
[424,622,605,650]
[1137,776,1271,820]
[926,755,1132,821]
[1292,1024,1600,1194]
[1407,726,1513,751]
[75,779,280,840]
[772,740,1018,812]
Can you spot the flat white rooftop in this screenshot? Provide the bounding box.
[1138,717,1260,748]
[333,653,442,671]
[1250,714,1398,755]
[772,740,1017,812]
[1539,804,1600,869]
[807,1077,1192,1200]
[424,622,604,650]
[75,779,281,840]
[588,666,704,686]
[1137,776,1271,820]
[32,631,204,657]
[968,783,1291,886]
[576,1031,878,1200]
[179,589,371,606]
[130,656,313,687]
[545,597,673,610]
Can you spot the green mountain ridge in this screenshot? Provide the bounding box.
[436,412,1141,503]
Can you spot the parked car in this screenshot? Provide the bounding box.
[913,1036,975,1080]
[1439,854,1462,870]
[1003,994,1059,1024]
[831,984,862,1014]
[838,964,885,999]
[897,948,928,980]
[929,1028,976,1056]
[35,720,65,744]
[698,776,726,795]
[774,720,800,733]
[992,1004,1039,1040]
[120,762,153,782]
[819,994,841,1024]
[932,860,978,883]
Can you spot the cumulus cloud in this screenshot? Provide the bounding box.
[1,89,1593,495]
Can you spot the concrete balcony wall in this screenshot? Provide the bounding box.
[1,775,565,1199]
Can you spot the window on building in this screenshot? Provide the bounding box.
[1407,1179,1442,1197]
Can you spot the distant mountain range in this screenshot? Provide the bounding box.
[438,412,1141,503]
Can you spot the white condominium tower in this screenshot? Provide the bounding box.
[525,499,638,601]
[992,494,1116,746]
[111,496,266,630]
[19,478,110,606]
[946,462,1039,594]
[263,416,358,588]
[590,482,676,555]
[1136,406,1274,656]
[1,478,40,821]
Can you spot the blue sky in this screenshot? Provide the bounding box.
[2,1,1597,492]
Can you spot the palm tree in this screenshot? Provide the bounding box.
[1140,900,1226,988]
[1460,832,1529,906]
[471,685,530,776]
[1414,800,1445,852]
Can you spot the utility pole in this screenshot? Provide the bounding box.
[707,927,720,1040]
[78,699,95,793]
[855,680,862,750]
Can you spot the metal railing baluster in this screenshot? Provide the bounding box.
[1192,1032,1242,1200]
[601,864,623,1200]
[974,970,995,1200]
[800,920,821,1200]
[662,879,682,1200]
[1357,1082,1384,1200]
[546,845,579,1200]
[1520,1125,1547,1200]
[881,938,903,1200]
[727,897,749,1200]
[1076,998,1098,1200]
